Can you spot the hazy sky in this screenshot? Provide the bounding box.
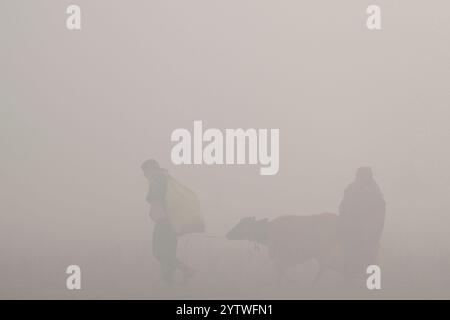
[1,0,449,299]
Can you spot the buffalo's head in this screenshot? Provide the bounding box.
[226,217,255,240]
[226,217,268,242]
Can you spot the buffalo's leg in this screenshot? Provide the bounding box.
[275,260,289,283]
[312,261,326,286]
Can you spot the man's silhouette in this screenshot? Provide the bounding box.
[338,167,386,275]
[142,159,194,286]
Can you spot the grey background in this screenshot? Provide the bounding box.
[1,0,449,299]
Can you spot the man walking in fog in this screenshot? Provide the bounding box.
[338,167,386,275]
[142,159,194,286]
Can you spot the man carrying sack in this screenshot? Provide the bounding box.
[141,159,204,286]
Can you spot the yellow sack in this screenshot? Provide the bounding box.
[165,175,205,235]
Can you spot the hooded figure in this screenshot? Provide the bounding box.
[337,167,386,274]
[141,159,194,286]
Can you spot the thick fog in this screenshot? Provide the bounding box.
[1,0,450,299]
